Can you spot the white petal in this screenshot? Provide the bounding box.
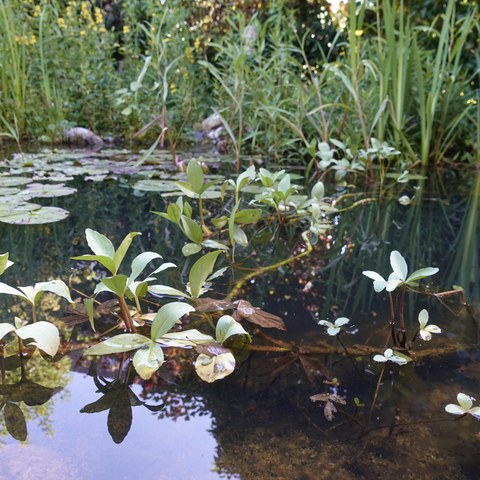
[457,393,474,410]
[373,355,387,362]
[334,317,350,327]
[318,320,334,328]
[419,329,432,341]
[327,326,340,336]
[373,279,388,292]
[468,407,480,420]
[362,271,385,282]
[418,309,429,329]
[445,404,467,415]
[390,251,408,281]
[384,348,393,358]
[425,325,441,334]
[386,273,402,292]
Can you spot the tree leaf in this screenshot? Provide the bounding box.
[85,228,115,259]
[16,321,60,357]
[84,334,151,355]
[189,250,222,299]
[151,302,195,340]
[133,343,164,380]
[114,232,141,273]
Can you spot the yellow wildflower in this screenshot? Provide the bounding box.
[57,17,67,29]
[123,25,130,34]
[355,29,363,36]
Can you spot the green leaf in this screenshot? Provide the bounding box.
[181,216,203,243]
[158,329,214,347]
[189,251,222,299]
[148,285,189,298]
[84,298,95,331]
[186,159,204,192]
[100,275,128,297]
[0,323,16,340]
[0,282,24,299]
[35,280,73,304]
[114,232,141,273]
[133,343,164,380]
[85,333,151,355]
[128,251,162,283]
[71,254,116,275]
[216,315,251,344]
[406,267,439,283]
[232,225,248,247]
[236,165,256,190]
[202,239,229,251]
[85,228,115,259]
[0,253,13,276]
[311,181,325,201]
[234,209,262,224]
[151,302,195,340]
[175,181,198,198]
[182,243,202,256]
[16,321,60,357]
[195,352,236,383]
[211,216,228,229]
[277,174,291,195]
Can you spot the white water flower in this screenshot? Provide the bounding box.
[398,195,411,206]
[417,309,441,341]
[445,393,480,419]
[318,317,350,336]
[373,348,412,365]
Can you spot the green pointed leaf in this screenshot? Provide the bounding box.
[151,302,195,340]
[16,321,60,357]
[234,209,262,224]
[84,333,151,355]
[128,251,162,283]
[0,253,13,276]
[85,228,115,259]
[189,251,222,299]
[201,240,229,251]
[406,267,439,283]
[101,275,128,297]
[311,181,325,201]
[216,315,251,344]
[175,181,198,198]
[35,280,73,304]
[114,232,141,273]
[84,298,95,331]
[232,225,248,246]
[180,216,203,243]
[71,254,116,275]
[158,329,214,347]
[133,343,164,380]
[148,285,189,298]
[186,159,204,192]
[236,165,256,190]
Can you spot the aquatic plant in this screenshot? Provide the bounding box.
[416,309,441,342]
[372,348,412,365]
[445,393,480,419]
[318,317,350,336]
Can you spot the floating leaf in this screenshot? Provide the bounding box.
[195,352,236,383]
[18,183,77,198]
[0,176,32,187]
[0,206,69,224]
[133,343,165,380]
[132,179,178,192]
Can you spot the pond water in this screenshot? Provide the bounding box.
[0,147,479,479]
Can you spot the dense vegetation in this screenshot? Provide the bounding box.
[0,0,478,170]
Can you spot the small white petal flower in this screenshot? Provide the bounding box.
[445,393,480,419]
[398,195,411,206]
[318,317,350,336]
[373,348,412,365]
[417,309,441,341]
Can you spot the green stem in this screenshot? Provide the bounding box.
[118,296,135,332]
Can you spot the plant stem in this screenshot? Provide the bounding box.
[117,296,135,332]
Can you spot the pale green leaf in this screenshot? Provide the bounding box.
[390,251,408,281]
[16,321,60,356]
[148,285,189,298]
[0,282,25,300]
[186,159,204,192]
[195,352,236,382]
[35,280,73,304]
[133,343,164,380]
[189,251,222,299]
[0,253,13,276]
[100,275,128,297]
[0,323,16,340]
[128,251,162,283]
[232,224,248,247]
[151,302,195,340]
[181,216,203,243]
[216,315,251,344]
[158,329,214,347]
[84,333,151,355]
[182,243,202,256]
[71,254,116,275]
[114,232,141,273]
[406,267,439,283]
[84,298,95,331]
[85,228,115,259]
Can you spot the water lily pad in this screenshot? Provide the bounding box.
[132,179,179,192]
[0,187,21,195]
[0,202,42,216]
[0,176,33,187]
[0,206,70,224]
[18,183,77,199]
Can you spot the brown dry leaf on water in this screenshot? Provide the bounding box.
[310,393,346,422]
